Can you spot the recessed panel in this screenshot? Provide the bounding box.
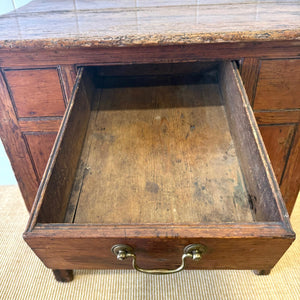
[25,133,57,180]
[5,69,65,118]
[254,59,300,110]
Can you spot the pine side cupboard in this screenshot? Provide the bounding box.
[0,0,299,282]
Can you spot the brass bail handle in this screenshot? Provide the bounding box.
[111,244,207,275]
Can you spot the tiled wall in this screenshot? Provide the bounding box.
[0,0,32,15]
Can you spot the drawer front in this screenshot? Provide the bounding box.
[253,59,300,110]
[24,62,294,272]
[25,225,292,271]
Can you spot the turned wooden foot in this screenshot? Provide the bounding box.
[253,269,271,275]
[52,269,74,282]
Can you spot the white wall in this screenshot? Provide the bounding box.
[0,140,17,185]
[0,0,32,15]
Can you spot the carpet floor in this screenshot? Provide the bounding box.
[0,185,299,299]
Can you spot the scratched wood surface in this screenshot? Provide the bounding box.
[0,0,299,48]
[66,81,253,224]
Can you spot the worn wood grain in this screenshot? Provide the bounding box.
[19,118,62,132]
[4,68,66,118]
[24,63,295,276]
[69,82,252,224]
[0,0,299,49]
[29,68,94,224]
[254,109,300,214]
[253,59,300,110]
[219,62,290,223]
[58,65,77,103]
[254,110,300,125]
[280,125,300,215]
[0,41,300,68]
[24,223,294,270]
[259,125,296,183]
[24,133,58,181]
[240,58,260,106]
[0,69,39,211]
[0,65,76,211]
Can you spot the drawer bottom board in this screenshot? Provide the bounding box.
[65,83,253,224]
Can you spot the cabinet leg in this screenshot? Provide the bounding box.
[253,269,271,276]
[52,269,74,282]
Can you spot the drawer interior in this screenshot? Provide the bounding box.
[35,61,284,225]
[65,67,252,224]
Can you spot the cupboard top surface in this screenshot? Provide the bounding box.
[0,0,299,50]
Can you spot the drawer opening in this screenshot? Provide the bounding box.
[34,61,287,226]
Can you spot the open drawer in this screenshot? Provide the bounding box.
[24,61,295,280]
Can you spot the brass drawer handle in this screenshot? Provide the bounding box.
[111,244,206,275]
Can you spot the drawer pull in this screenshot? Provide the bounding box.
[111,244,206,275]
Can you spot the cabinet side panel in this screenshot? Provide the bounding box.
[24,133,58,180]
[0,65,76,211]
[259,125,296,183]
[253,59,300,110]
[280,125,300,214]
[0,69,39,211]
[255,110,300,215]
[242,57,300,215]
[5,69,66,117]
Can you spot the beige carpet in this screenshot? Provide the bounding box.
[0,185,299,300]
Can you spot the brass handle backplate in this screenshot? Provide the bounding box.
[111,243,206,275]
